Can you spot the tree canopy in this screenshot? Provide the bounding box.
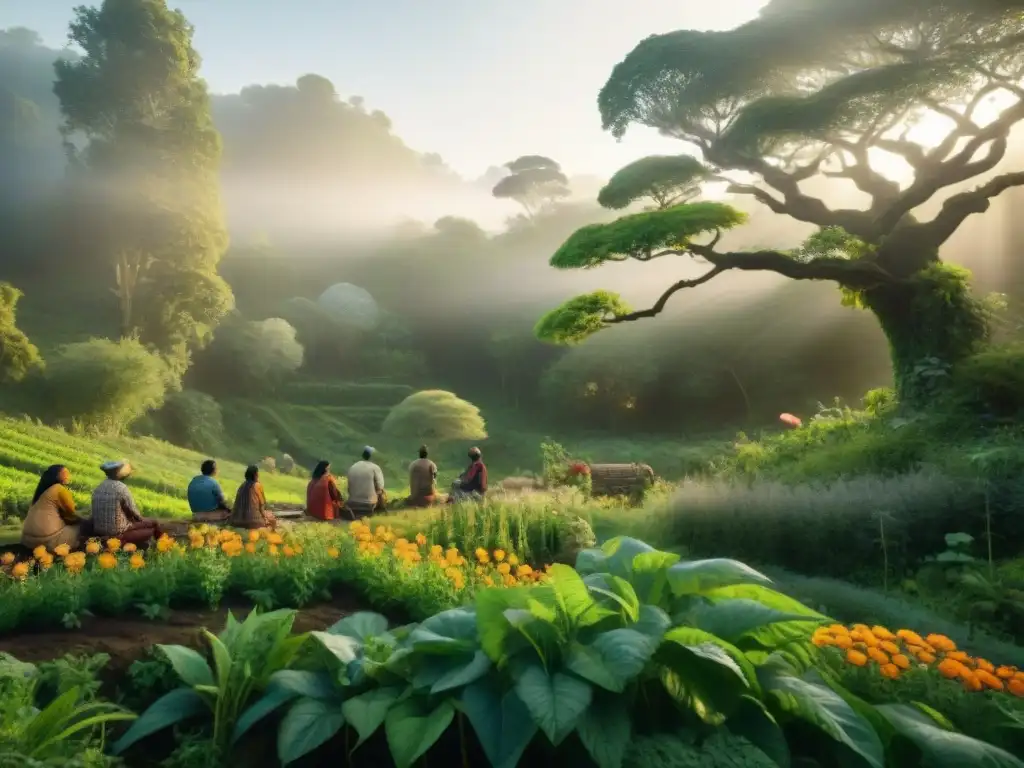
[597,154,710,210]
[492,155,571,218]
[381,390,487,442]
[0,282,42,384]
[538,0,1024,396]
[54,0,233,365]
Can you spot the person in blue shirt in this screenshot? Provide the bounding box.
[188,460,231,523]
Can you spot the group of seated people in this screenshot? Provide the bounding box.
[18,444,490,555]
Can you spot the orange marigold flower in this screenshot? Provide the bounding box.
[11,562,29,580]
[961,672,983,692]
[946,651,972,665]
[917,651,936,664]
[871,626,895,640]
[976,670,1004,691]
[1009,679,1024,697]
[812,633,835,647]
[891,654,911,670]
[846,649,868,667]
[975,659,995,674]
[880,641,901,655]
[897,629,925,646]
[880,663,901,680]
[828,624,849,635]
[833,635,854,650]
[937,659,964,679]
[996,666,1016,679]
[868,648,890,666]
[906,644,925,656]
[245,543,256,554]
[53,544,71,558]
[925,634,956,653]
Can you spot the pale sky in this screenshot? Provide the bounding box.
[1,0,769,179]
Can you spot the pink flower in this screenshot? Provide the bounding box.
[779,413,802,428]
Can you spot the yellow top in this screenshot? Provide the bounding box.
[22,484,78,540]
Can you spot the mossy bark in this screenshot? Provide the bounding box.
[860,260,989,404]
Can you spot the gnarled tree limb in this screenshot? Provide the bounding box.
[919,169,1024,245]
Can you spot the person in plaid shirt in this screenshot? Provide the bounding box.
[90,460,163,546]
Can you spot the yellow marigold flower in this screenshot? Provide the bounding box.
[106,538,121,552]
[1,552,15,565]
[97,552,117,570]
[891,654,911,670]
[497,562,511,575]
[925,634,956,653]
[269,545,280,557]
[32,545,47,559]
[156,535,174,553]
[415,533,427,546]
[508,554,519,566]
[880,663,901,680]
[516,564,533,577]
[283,545,296,557]
[871,626,895,640]
[197,524,209,535]
[189,536,204,550]
[833,635,853,650]
[64,553,86,573]
[267,533,284,546]
[502,574,517,587]
[812,634,834,648]
[493,549,506,562]
[327,546,340,558]
[430,544,442,557]
[475,547,488,560]
[445,546,460,562]
[248,530,261,542]
[867,648,890,666]
[880,640,900,655]
[245,543,257,554]
[53,544,71,558]
[130,553,145,570]
[828,624,849,635]
[85,540,101,555]
[1009,679,1024,697]
[846,649,868,667]
[11,562,29,580]
[483,576,494,586]
[123,543,137,554]
[976,670,1004,691]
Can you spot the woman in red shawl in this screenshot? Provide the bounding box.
[306,460,344,521]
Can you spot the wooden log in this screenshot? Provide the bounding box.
[589,463,656,496]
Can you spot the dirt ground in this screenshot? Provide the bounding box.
[0,590,368,678]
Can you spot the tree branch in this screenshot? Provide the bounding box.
[918,169,1024,246]
[605,266,727,324]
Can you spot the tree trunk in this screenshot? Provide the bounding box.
[860,263,989,404]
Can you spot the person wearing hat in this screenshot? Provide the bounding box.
[90,460,163,545]
[345,446,387,518]
[449,447,487,505]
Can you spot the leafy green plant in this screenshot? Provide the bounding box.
[112,608,308,760]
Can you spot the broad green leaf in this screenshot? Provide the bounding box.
[657,640,751,724]
[663,626,759,692]
[278,697,346,766]
[703,584,826,618]
[667,559,772,596]
[877,704,1024,768]
[633,605,671,644]
[575,548,607,575]
[431,650,493,694]
[584,573,641,623]
[514,662,593,745]
[341,686,403,748]
[385,698,455,768]
[233,687,299,744]
[23,687,81,747]
[476,586,529,662]
[548,564,606,627]
[327,611,389,641]
[112,688,207,754]
[601,536,659,579]
[462,679,538,768]
[577,691,631,768]
[630,551,681,606]
[527,597,558,624]
[156,644,214,689]
[408,607,479,654]
[728,695,791,768]
[565,629,656,693]
[689,599,822,644]
[203,631,233,693]
[310,631,362,664]
[761,669,883,768]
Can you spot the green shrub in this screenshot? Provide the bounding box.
[381,389,487,442]
[652,469,1010,582]
[44,338,171,435]
[192,314,303,396]
[951,344,1024,417]
[0,282,42,385]
[150,390,225,453]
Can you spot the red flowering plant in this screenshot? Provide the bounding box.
[565,460,592,496]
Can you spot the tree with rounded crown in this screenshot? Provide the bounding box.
[535,0,1024,401]
[492,155,571,219]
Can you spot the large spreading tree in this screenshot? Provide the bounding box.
[536,0,1024,400]
[54,0,233,368]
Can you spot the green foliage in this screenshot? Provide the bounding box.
[793,226,873,264]
[950,344,1024,418]
[598,155,710,211]
[150,390,226,453]
[382,390,487,442]
[44,338,172,435]
[0,282,42,385]
[316,283,381,332]
[549,203,746,270]
[535,291,633,345]
[194,314,304,396]
[54,0,232,359]
[492,155,570,217]
[281,381,414,407]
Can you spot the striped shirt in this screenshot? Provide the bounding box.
[90,479,141,536]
